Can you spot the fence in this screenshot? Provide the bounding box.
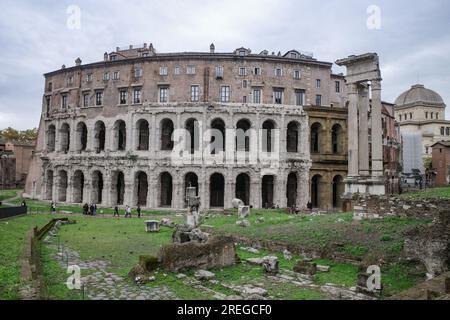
[0,205,27,220]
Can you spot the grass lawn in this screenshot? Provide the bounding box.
[1,209,430,300]
[399,186,450,200]
[0,214,58,299]
[205,210,431,261]
[0,189,22,202]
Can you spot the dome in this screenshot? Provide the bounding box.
[395,84,444,106]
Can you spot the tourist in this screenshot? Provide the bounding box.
[89,203,95,216]
[93,204,97,216]
[83,203,89,215]
[21,199,27,207]
[51,202,56,214]
[307,201,313,212]
[125,205,132,218]
[137,205,141,218]
[113,206,120,218]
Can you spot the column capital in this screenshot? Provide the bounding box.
[346,83,358,94]
[371,79,382,90]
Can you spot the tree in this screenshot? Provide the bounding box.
[0,127,38,142]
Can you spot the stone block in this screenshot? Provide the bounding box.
[238,206,250,218]
[293,260,317,275]
[145,220,160,233]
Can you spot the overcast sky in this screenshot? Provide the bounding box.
[0,0,449,130]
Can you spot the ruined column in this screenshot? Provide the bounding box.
[358,84,370,176]
[371,79,383,178]
[347,83,359,177]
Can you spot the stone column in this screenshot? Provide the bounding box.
[358,84,370,176]
[52,170,57,201]
[147,172,157,208]
[224,171,233,209]
[225,124,235,165]
[151,114,157,157]
[371,79,383,177]
[124,173,134,206]
[103,171,112,206]
[250,177,261,209]
[84,174,90,204]
[66,171,74,203]
[173,175,183,209]
[347,83,359,177]
[277,170,287,208]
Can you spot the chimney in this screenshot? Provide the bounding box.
[210,43,215,54]
[144,43,148,49]
[61,64,66,69]
[129,45,133,50]
[149,43,154,52]
[75,57,82,66]
[116,47,120,52]
[104,52,108,61]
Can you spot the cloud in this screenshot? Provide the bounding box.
[0,0,449,130]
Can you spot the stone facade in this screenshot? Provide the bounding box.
[431,141,450,187]
[3,140,35,187]
[304,106,347,209]
[0,137,16,189]
[25,44,349,210]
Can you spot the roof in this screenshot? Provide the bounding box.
[431,141,450,148]
[395,84,444,106]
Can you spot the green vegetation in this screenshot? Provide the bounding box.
[0,214,56,299]
[399,186,450,200]
[0,189,21,202]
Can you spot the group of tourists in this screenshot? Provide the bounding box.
[113,205,141,219]
[83,203,98,215]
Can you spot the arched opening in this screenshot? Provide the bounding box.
[184,172,199,207]
[236,119,251,152]
[58,170,68,202]
[60,123,70,153]
[111,171,125,205]
[262,120,275,153]
[91,171,103,204]
[311,175,322,208]
[94,121,106,152]
[76,122,88,152]
[185,118,200,154]
[45,170,53,200]
[47,125,56,152]
[136,119,150,151]
[331,124,343,155]
[287,172,298,207]
[210,173,225,208]
[332,175,344,209]
[73,170,84,203]
[161,119,174,151]
[160,172,173,207]
[136,171,148,206]
[210,118,225,154]
[262,175,275,208]
[113,120,127,151]
[235,173,250,205]
[311,123,321,154]
[286,121,299,153]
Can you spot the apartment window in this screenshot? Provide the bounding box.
[83,93,89,107]
[316,79,321,88]
[95,91,103,106]
[275,68,283,77]
[274,88,283,104]
[446,127,450,136]
[187,66,196,75]
[243,96,247,103]
[45,97,51,116]
[294,70,301,79]
[110,55,117,61]
[441,127,445,135]
[253,89,261,104]
[190,85,200,102]
[174,66,181,75]
[159,87,169,103]
[254,67,261,75]
[113,71,120,80]
[216,66,224,78]
[399,115,402,121]
[335,81,340,93]
[67,75,74,85]
[243,80,248,88]
[119,90,127,105]
[135,67,143,78]
[220,86,230,102]
[159,66,168,76]
[436,113,439,119]
[239,67,247,76]
[295,90,305,106]
[315,94,322,106]
[86,74,93,82]
[425,112,428,119]
[141,52,149,58]
[410,113,413,120]
[133,88,141,104]
[61,94,68,109]
[103,72,110,81]
[48,82,53,91]
[430,112,434,119]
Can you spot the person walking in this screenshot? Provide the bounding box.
[89,204,95,216]
[125,205,132,218]
[93,204,97,216]
[137,205,141,218]
[113,206,120,218]
[83,203,89,215]
[51,202,56,214]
